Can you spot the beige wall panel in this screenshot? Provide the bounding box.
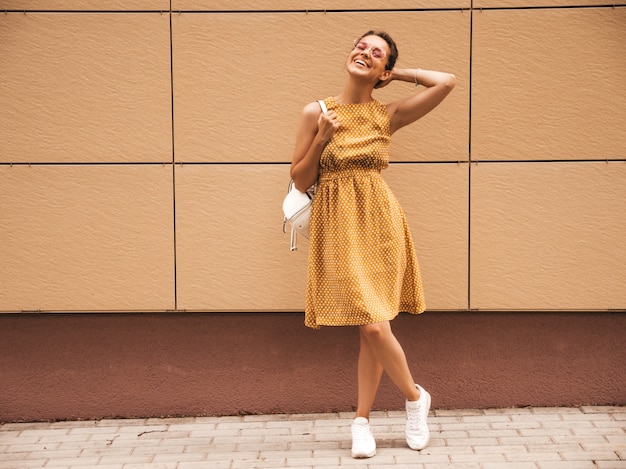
[173,0,469,10]
[1,1,169,9]
[470,162,626,310]
[173,11,468,163]
[0,165,175,312]
[176,163,468,311]
[475,0,610,6]
[472,8,626,161]
[386,163,469,310]
[0,13,172,163]
[175,164,308,311]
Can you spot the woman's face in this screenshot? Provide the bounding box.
[346,34,391,82]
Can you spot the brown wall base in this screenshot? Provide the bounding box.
[1,312,624,422]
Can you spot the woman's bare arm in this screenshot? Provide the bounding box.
[383,68,456,135]
[289,102,339,191]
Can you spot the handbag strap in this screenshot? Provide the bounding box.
[284,99,327,251]
[317,99,328,114]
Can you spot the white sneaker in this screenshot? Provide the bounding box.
[406,384,431,450]
[351,417,376,458]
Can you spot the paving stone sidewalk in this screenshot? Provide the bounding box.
[1,406,625,469]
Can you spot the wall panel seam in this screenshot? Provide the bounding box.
[169,9,470,14]
[1,10,170,14]
[468,0,474,311]
[3,5,623,13]
[469,4,626,11]
[1,160,622,167]
[169,2,178,311]
[468,159,626,164]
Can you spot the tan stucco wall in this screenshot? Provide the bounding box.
[1,2,625,313]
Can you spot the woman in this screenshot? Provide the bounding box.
[289,30,455,458]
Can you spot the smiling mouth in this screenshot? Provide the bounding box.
[354,59,369,68]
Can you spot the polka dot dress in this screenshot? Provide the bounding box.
[305,97,426,329]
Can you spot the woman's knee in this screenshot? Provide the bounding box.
[360,321,391,341]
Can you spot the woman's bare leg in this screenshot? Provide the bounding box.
[359,321,420,402]
[355,328,384,420]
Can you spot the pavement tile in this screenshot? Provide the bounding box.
[560,450,619,461]
[421,445,474,454]
[582,406,626,414]
[43,456,101,467]
[292,441,338,452]
[573,425,626,435]
[562,413,613,421]
[18,428,70,437]
[527,443,581,453]
[519,428,573,437]
[505,452,562,462]
[288,456,340,466]
[423,463,482,469]
[434,408,484,416]
[123,464,177,469]
[68,426,126,435]
[1,423,47,431]
[98,455,153,465]
[96,418,147,427]
[553,434,608,445]
[132,444,186,455]
[500,436,554,445]
[444,437,499,446]
[537,463,596,469]
[492,421,541,430]
[291,413,340,421]
[0,435,40,446]
[374,465,424,469]
[5,442,57,453]
[474,444,528,454]
[469,429,519,438]
[152,452,208,463]
[606,434,626,443]
[396,452,449,464]
[178,463,231,469]
[534,407,583,414]
[483,407,534,415]
[463,415,513,423]
[511,413,563,422]
[581,442,625,452]
[0,460,47,468]
[450,452,506,463]
[71,465,124,469]
[482,464,537,469]
[28,449,82,459]
[596,463,626,469]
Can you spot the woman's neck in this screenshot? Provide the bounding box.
[336,81,374,104]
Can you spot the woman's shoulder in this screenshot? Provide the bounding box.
[303,97,333,115]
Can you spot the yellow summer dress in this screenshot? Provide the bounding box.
[305,97,426,329]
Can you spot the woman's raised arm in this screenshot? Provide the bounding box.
[385,68,456,135]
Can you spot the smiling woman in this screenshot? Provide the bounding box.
[288,30,456,459]
[351,30,398,88]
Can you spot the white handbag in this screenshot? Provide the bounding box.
[283,99,328,251]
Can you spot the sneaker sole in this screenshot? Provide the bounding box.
[352,449,376,458]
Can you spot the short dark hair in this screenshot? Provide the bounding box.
[358,30,399,87]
